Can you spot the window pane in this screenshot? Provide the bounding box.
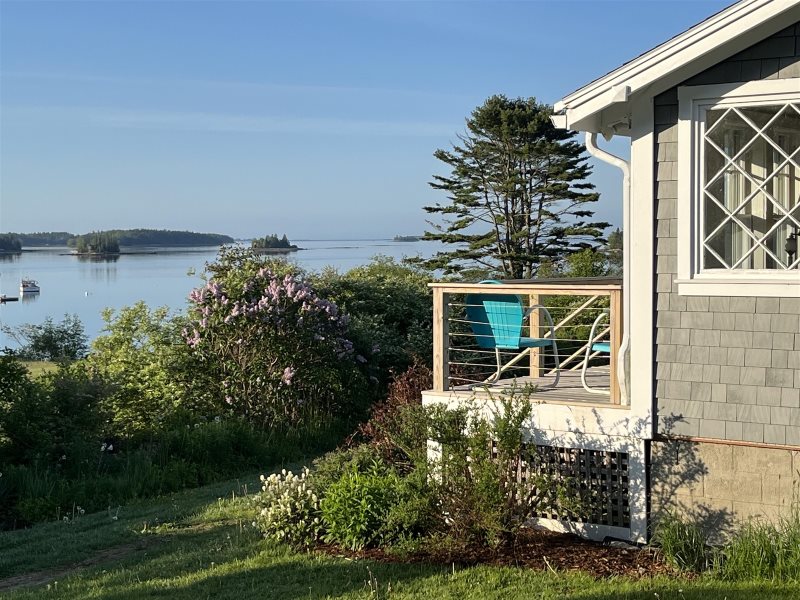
[702,102,800,271]
[763,105,800,156]
[706,110,756,157]
[738,105,781,130]
[705,221,742,268]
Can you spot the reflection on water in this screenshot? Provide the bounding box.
[76,254,120,263]
[89,263,118,283]
[20,292,39,303]
[0,253,21,263]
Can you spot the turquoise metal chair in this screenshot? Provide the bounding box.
[581,310,611,395]
[464,280,559,388]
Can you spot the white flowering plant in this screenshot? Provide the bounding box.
[252,467,322,548]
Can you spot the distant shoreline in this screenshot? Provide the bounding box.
[252,247,302,255]
[60,251,158,256]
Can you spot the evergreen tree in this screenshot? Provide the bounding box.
[418,95,608,279]
[606,227,624,275]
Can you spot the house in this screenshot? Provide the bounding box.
[422,0,800,543]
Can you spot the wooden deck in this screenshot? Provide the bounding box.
[447,366,613,405]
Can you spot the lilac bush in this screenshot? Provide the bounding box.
[184,268,365,428]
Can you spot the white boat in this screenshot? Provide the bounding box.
[20,279,40,294]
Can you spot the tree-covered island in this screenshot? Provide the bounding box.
[70,231,121,255]
[251,233,299,253]
[6,229,235,248]
[0,234,23,253]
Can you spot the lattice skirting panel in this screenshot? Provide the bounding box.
[493,442,631,529]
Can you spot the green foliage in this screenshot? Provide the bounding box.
[253,467,322,548]
[88,302,195,436]
[653,513,713,573]
[0,356,37,405]
[251,233,296,249]
[313,257,433,390]
[202,245,302,296]
[418,95,608,279]
[717,511,800,581]
[361,382,583,548]
[72,231,120,254]
[1,314,88,361]
[0,416,346,529]
[0,361,109,467]
[355,358,431,470]
[321,463,406,550]
[606,227,623,275]
[311,444,386,495]
[0,234,22,252]
[186,251,368,429]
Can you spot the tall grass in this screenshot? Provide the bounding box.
[717,509,800,581]
[653,512,713,572]
[654,509,800,582]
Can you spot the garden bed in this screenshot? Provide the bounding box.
[317,528,675,579]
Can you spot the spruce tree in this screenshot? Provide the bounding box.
[419,95,608,279]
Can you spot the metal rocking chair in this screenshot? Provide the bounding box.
[464,280,559,388]
[581,309,611,395]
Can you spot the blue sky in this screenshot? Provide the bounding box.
[0,0,730,239]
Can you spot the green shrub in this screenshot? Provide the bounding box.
[89,302,196,436]
[321,464,404,550]
[185,250,369,429]
[425,392,582,548]
[652,512,713,573]
[0,361,109,467]
[313,257,433,392]
[253,467,322,548]
[1,314,88,361]
[313,444,436,549]
[311,444,385,494]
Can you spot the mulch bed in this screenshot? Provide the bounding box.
[316,528,676,579]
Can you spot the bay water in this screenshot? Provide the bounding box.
[0,239,439,347]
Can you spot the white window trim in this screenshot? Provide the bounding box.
[677,80,800,297]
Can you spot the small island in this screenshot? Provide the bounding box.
[393,235,421,242]
[251,233,299,254]
[70,231,121,255]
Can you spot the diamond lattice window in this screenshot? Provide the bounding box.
[702,103,800,271]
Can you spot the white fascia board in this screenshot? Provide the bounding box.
[555,0,799,132]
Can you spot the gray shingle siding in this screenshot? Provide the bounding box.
[653,23,800,443]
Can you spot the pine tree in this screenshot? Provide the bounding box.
[418,95,609,279]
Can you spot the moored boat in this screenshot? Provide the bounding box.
[20,279,40,294]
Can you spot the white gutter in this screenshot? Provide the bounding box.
[585,132,630,405]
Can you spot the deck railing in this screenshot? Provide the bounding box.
[430,278,623,404]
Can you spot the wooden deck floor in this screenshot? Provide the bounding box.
[449,366,614,405]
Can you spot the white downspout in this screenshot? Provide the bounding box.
[584,132,631,405]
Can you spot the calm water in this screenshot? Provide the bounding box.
[0,239,438,346]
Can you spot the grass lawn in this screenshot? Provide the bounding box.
[1,473,798,599]
[19,361,59,378]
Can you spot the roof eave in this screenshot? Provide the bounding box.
[554,0,800,132]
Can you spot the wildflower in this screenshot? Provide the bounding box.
[281,366,296,386]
